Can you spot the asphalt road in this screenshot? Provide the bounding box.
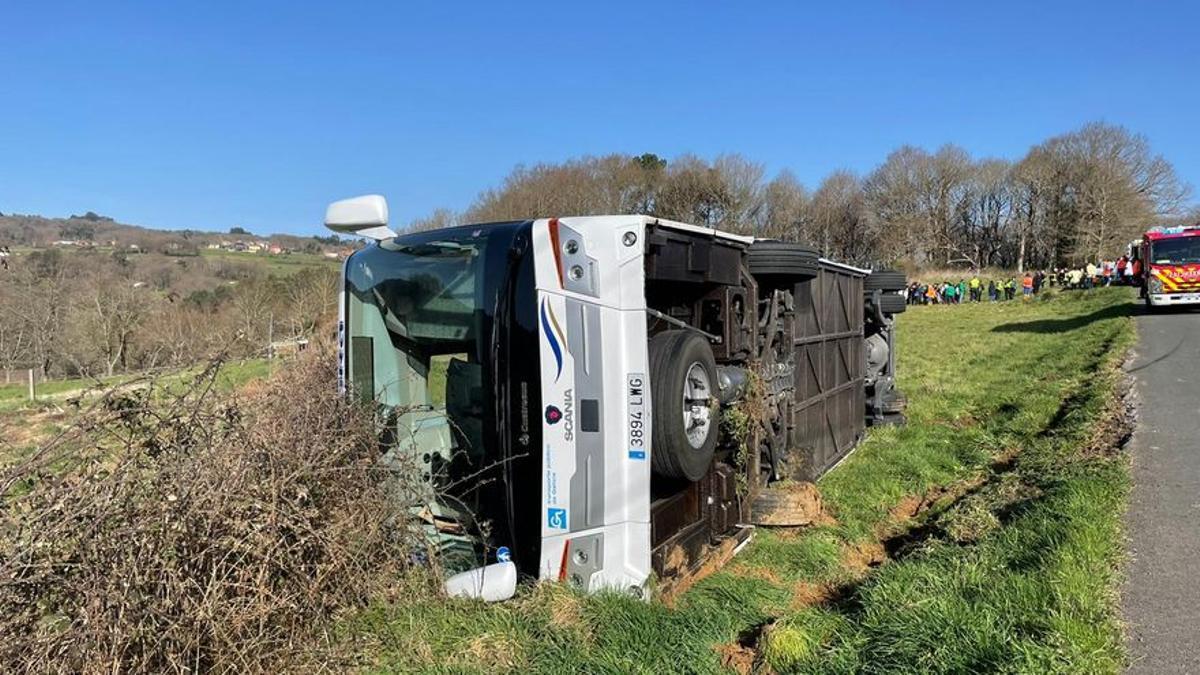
[1123,303,1200,673]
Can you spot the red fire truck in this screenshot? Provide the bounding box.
[1136,225,1200,308]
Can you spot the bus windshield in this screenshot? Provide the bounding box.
[345,223,525,570]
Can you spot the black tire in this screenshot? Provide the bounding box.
[748,241,820,280]
[649,330,720,482]
[864,269,906,292]
[877,292,906,315]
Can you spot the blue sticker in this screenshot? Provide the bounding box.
[628,449,646,460]
[496,546,512,563]
[547,507,568,530]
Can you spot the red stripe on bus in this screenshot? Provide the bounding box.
[548,218,564,287]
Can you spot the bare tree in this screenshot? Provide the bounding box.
[466,155,651,221]
[757,170,812,241]
[1020,123,1191,264]
[0,285,32,383]
[10,252,69,377]
[709,154,767,232]
[1011,148,1056,273]
[956,159,1014,268]
[67,272,153,377]
[811,170,876,263]
[230,278,278,353]
[863,146,929,262]
[919,145,974,265]
[421,131,1193,271]
[283,268,340,339]
[406,208,459,232]
[655,154,743,228]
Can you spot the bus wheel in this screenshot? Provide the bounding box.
[649,330,720,482]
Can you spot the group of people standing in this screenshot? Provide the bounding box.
[1054,256,1138,290]
[906,272,1045,305]
[906,257,1139,307]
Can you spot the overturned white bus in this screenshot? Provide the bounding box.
[326,195,906,601]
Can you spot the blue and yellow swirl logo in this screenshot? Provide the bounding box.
[539,297,568,382]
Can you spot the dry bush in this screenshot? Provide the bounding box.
[0,347,428,673]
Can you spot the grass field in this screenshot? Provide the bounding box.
[198,248,340,274]
[0,359,275,457]
[0,373,126,406]
[0,359,272,406]
[344,287,1137,674]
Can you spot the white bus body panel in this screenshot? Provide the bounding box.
[532,216,652,594]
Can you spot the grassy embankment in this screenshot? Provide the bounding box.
[0,359,273,456]
[345,287,1137,674]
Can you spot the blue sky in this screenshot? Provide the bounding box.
[2,1,1197,236]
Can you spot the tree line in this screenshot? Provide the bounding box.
[0,249,339,381]
[410,122,1194,270]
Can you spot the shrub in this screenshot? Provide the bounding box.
[0,348,427,673]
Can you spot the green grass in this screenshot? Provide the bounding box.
[0,373,131,411]
[212,358,274,390]
[198,248,340,274]
[345,288,1137,674]
[0,359,272,409]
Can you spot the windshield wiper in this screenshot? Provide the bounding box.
[393,241,474,256]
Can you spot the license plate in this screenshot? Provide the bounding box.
[627,373,646,460]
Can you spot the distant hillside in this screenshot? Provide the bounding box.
[0,211,351,255]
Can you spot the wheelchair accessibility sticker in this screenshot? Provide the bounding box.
[547,507,568,530]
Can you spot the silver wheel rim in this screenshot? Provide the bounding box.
[682,362,713,449]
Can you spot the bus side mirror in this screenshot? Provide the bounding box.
[325,194,396,241]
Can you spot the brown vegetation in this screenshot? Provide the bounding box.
[0,247,339,380]
[411,122,1194,271]
[0,347,425,673]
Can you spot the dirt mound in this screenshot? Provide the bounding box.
[790,581,836,609]
[751,481,829,527]
[842,540,887,573]
[716,641,758,675]
[659,537,742,606]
